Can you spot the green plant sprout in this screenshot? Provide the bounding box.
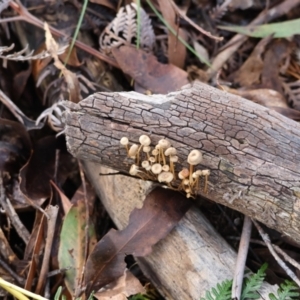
[201,263,300,300]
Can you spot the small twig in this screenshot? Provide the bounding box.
[169,0,223,41]
[75,160,89,298]
[35,205,59,294]
[253,220,300,287]
[232,216,252,300]
[0,255,24,285]
[0,177,30,245]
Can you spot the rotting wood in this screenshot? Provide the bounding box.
[83,162,278,300]
[63,81,300,244]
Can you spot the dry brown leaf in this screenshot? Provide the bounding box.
[112,46,188,94]
[19,136,74,202]
[229,36,272,87]
[94,269,145,300]
[44,22,81,103]
[158,0,187,68]
[261,39,291,95]
[84,187,192,295]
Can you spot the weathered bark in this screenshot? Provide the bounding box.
[83,162,277,300]
[63,81,300,244]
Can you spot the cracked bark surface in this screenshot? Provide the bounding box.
[63,81,300,244]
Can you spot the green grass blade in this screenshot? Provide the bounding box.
[64,0,89,66]
[146,0,211,66]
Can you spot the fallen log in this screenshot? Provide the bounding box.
[63,81,300,244]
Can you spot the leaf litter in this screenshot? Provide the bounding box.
[0,0,300,299]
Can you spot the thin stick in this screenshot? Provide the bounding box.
[0,177,30,244]
[35,205,59,294]
[232,216,252,300]
[253,220,300,287]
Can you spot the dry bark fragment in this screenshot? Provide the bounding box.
[63,81,300,245]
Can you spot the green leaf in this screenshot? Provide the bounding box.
[218,18,300,38]
[269,280,300,300]
[58,196,96,295]
[240,263,267,300]
[201,279,232,300]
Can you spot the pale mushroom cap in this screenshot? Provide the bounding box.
[142,160,150,169]
[128,144,139,157]
[187,150,203,165]
[120,137,129,145]
[183,179,190,185]
[158,139,171,149]
[158,171,174,183]
[151,163,162,174]
[202,169,210,176]
[164,147,177,156]
[139,135,151,146]
[152,149,159,156]
[129,164,139,175]
[149,156,156,163]
[192,170,203,178]
[178,168,189,179]
[162,165,170,172]
[143,146,151,153]
[169,155,178,163]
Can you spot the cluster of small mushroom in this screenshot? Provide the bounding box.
[120,135,210,198]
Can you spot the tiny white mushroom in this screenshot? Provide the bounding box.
[152,149,159,156]
[187,150,203,165]
[183,179,190,186]
[169,155,178,176]
[202,170,210,176]
[158,171,174,183]
[158,139,171,149]
[178,168,189,180]
[162,165,170,172]
[149,156,156,163]
[202,169,210,193]
[143,146,151,153]
[169,155,178,162]
[139,135,151,146]
[128,144,139,158]
[187,150,203,182]
[129,164,139,176]
[192,170,203,178]
[151,163,162,174]
[120,137,129,154]
[164,147,177,156]
[120,137,129,145]
[142,146,151,160]
[142,161,150,169]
